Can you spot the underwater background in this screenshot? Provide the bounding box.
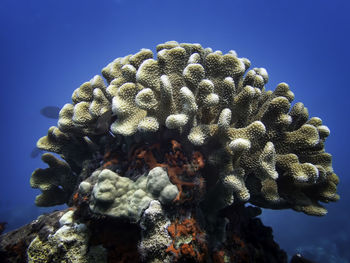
[0,0,349,262]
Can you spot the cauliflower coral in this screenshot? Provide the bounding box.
[29,41,339,262]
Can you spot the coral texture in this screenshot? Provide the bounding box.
[88,168,178,221]
[29,41,339,262]
[27,210,107,263]
[30,153,76,206]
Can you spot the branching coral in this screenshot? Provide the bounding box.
[30,153,76,206]
[30,41,339,262]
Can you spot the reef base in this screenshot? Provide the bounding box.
[0,204,314,263]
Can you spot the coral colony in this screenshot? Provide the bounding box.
[27,41,338,262]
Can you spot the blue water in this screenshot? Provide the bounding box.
[1,0,349,262]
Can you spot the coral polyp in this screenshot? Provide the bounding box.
[27,41,338,262]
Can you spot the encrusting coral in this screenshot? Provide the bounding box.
[26,41,339,262]
[27,210,107,263]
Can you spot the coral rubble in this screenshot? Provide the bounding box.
[1,41,339,262]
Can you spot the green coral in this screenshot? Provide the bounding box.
[32,41,339,217]
[30,153,76,206]
[36,126,92,170]
[88,167,178,221]
[59,75,111,135]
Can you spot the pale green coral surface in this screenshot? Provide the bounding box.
[33,41,339,218]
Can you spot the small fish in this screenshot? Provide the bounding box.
[40,106,60,119]
[30,147,43,158]
[94,111,113,134]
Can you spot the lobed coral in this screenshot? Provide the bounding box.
[88,167,178,221]
[30,153,76,206]
[29,41,339,262]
